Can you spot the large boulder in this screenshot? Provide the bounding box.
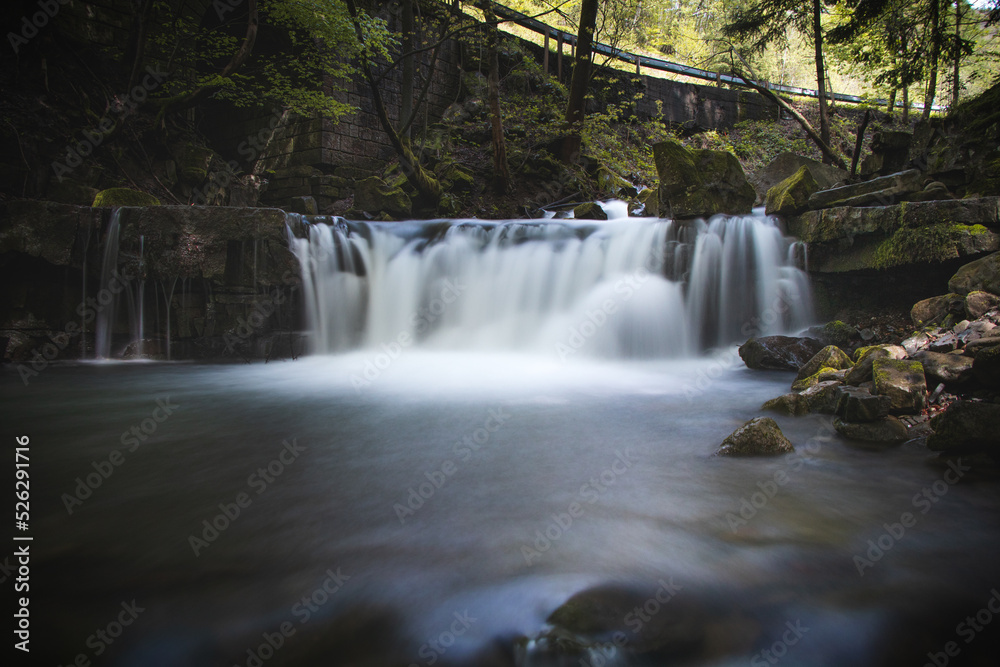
[834,416,909,444]
[910,294,966,327]
[754,152,848,203]
[738,336,825,371]
[927,401,1000,452]
[795,345,854,382]
[798,380,844,414]
[573,202,608,220]
[948,252,1000,296]
[873,358,927,414]
[913,350,975,386]
[762,393,807,416]
[653,140,755,219]
[764,166,819,216]
[836,386,892,423]
[846,345,907,386]
[972,345,1000,387]
[715,417,794,457]
[860,130,913,178]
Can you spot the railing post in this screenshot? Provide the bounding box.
[543,32,549,76]
[557,32,563,81]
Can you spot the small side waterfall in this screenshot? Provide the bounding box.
[289,209,813,358]
[94,209,123,359]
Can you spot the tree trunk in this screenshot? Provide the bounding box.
[561,0,599,163]
[903,85,910,123]
[400,0,415,140]
[812,0,831,153]
[924,0,941,119]
[887,87,897,118]
[484,7,511,193]
[952,0,961,107]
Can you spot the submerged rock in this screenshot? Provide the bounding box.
[834,416,909,444]
[927,401,1000,452]
[835,386,892,423]
[873,358,927,414]
[738,335,825,371]
[715,417,794,457]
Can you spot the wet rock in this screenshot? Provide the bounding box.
[845,345,907,386]
[92,187,161,207]
[738,335,825,371]
[715,417,794,457]
[927,401,1000,452]
[972,345,1000,387]
[873,358,927,414]
[965,291,1000,319]
[835,386,892,423]
[764,166,819,216]
[795,345,854,382]
[762,393,807,416]
[911,294,966,327]
[798,380,844,414]
[654,139,755,219]
[914,350,976,386]
[834,416,909,443]
[573,202,608,220]
[928,331,961,352]
[902,332,933,356]
[948,251,1000,296]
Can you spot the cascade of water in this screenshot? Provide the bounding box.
[289,208,814,358]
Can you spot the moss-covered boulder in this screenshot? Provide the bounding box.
[792,366,848,391]
[653,139,755,219]
[949,251,1000,296]
[573,202,608,220]
[765,166,819,216]
[762,392,807,416]
[835,386,892,423]
[873,358,927,414]
[92,188,161,207]
[795,345,854,383]
[834,416,909,444]
[927,400,1000,452]
[352,177,412,219]
[715,417,794,457]
[846,344,907,386]
[873,224,999,270]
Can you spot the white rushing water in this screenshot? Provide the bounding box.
[289,206,813,357]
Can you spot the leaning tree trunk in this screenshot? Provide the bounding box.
[952,0,962,107]
[561,0,599,163]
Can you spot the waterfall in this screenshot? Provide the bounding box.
[289,209,813,358]
[94,209,123,359]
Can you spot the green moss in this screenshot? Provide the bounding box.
[92,188,161,207]
[873,224,972,269]
[765,165,818,216]
[791,366,840,391]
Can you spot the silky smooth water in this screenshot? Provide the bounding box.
[5,356,999,666]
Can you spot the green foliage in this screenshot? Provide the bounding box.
[729,119,812,174]
[92,188,161,207]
